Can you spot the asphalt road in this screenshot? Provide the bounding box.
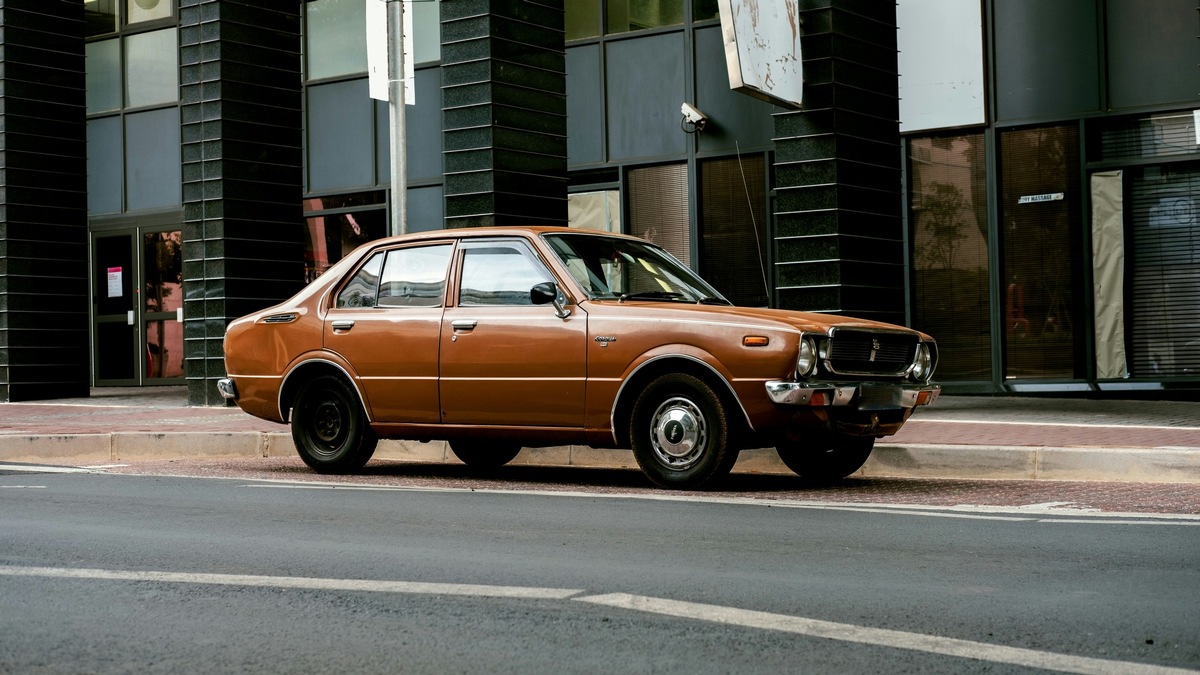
[2,468,1198,674]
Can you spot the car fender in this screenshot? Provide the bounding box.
[609,345,755,445]
[278,351,372,424]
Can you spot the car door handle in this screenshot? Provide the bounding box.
[331,320,355,331]
[451,319,477,331]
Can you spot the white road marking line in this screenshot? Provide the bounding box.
[573,593,1197,675]
[5,565,1191,674]
[239,483,1200,524]
[0,485,46,489]
[0,566,583,600]
[0,464,96,474]
[910,418,1200,432]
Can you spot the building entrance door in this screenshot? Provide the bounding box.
[91,228,184,386]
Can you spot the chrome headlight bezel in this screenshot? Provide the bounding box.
[909,342,933,382]
[796,336,818,379]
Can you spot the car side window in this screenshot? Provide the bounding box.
[458,241,552,306]
[335,252,384,308]
[377,244,453,307]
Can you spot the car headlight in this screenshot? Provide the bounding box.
[910,343,932,381]
[796,336,817,378]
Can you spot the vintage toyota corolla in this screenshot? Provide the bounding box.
[219,226,939,489]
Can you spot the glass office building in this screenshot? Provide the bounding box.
[0,0,1195,403]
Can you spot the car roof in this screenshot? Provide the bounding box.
[375,225,643,246]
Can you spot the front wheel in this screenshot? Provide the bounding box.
[291,374,377,473]
[629,374,737,489]
[449,440,522,470]
[775,434,874,482]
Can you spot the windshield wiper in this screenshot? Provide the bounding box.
[618,291,691,302]
[698,297,732,306]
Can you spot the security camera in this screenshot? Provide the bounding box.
[680,102,708,132]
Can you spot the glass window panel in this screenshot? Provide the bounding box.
[125,28,178,108]
[127,0,172,25]
[336,252,384,308]
[909,135,992,381]
[628,163,690,266]
[607,0,683,34]
[85,0,118,36]
[378,244,453,307]
[1127,164,1200,377]
[86,39,122,114]
[146,320,184,378]
[568,190,620,232]
[306,0,368,80]
[693,0,719,21]
[566,0,600,40]
[302,191,386,212]
[87,117,124,215]
[125,108,181,211]
[143,231,183,314]
[411,0,441,63]
[999,125,1084,379]
[699,156,768,307]
[305,208,387,282]
[458,244,552,306]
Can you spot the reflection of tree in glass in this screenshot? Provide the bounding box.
[145,232,182,378]
[922,182,967,270]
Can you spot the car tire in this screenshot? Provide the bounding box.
[775,434,874,481]
[449,440,522,469]
[291,374,378,474]
[630,373,737,490]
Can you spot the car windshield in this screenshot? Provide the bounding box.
[543,232,730,305]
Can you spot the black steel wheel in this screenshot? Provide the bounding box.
[290,374,377,473]
[629,373,737,489]
[449,440,522,470]
[775,433,874,481]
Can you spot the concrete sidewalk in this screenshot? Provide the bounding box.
[0,386,1197,483]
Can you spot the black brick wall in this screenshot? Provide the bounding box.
[773,0,903,324]
[0,1,89,401]
[441,0,567,228]
[179,0,305,405]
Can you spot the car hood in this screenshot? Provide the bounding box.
[584,300,934,340]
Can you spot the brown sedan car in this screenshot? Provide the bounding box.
[219,226,939,489]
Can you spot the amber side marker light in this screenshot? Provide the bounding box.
[916,390,935,406]
[743,336,769,347]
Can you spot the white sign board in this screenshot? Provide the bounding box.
[718,0,803,109]
[897,0,986,132]
[367,0,414,104]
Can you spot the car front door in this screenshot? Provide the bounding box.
[323,242,453,424]
[439,238,587,427]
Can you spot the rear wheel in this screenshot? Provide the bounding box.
[449,440,522,469]
[629,373,737,489]
[775,433,874,481]
[291,374,377,473]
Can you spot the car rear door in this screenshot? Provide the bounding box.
[323,242,453,423]
[439,238,587,427]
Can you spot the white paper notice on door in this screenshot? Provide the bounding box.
[107,267,122,298]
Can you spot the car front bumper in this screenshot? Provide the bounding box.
[765,381,940,409]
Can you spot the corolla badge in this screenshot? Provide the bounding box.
[869,338,881,362]
[594,335,618,348]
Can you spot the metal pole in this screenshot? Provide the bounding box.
[388,0,408,235]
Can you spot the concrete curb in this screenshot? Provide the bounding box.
[2,432,1198,483]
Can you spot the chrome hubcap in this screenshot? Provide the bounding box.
[649,396,707,470]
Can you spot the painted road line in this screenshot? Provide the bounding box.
[909,418,1200,432]
[573,593,1197,675]
[239,483,1200,524]
[4,565,1193,674]
[0,566,584,600]
[0,464,96,474]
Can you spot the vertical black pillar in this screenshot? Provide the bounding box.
[441,0,567,228]
[0,1,89,402]
[180,0,305,405]
[773,1,903,324]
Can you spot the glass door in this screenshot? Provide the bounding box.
[91,227,184,386]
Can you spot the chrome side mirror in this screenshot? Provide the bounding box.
[531,281,571,319]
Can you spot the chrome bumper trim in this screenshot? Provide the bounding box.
[216,378,238,401]
[765,381,940,408]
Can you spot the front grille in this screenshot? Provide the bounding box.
[826,330,917,376]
